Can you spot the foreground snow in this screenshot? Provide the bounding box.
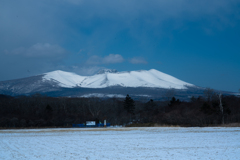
[43,69,194,89]
[0,127,239,160]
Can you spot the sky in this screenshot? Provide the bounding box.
[0,0,240,92]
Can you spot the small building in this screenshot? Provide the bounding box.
[86,121,96,127]
[72,119,110,128]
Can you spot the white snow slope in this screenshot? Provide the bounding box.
[43,69,194,89]
[0,127,239,160]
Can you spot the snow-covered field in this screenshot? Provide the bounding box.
[0,127,239,160]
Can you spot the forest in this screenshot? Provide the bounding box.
[0,91,240,128]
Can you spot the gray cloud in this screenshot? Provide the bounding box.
[1,0,237,51]
[0,0,239,83]
[71,66,104,76]
[4,43,67,57]
[102,54,124,64]
[1,0,238,54]
[129,57,148,64]
[86,54,124,65]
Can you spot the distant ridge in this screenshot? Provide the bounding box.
[0,69,222,100]
[42,69,194,89]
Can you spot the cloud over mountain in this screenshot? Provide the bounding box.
[129,57,148,64]
[86,54,124,65]
[0,0,239,92]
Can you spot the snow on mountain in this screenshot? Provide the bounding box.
[43,70,86,88]
[43,69,194,89]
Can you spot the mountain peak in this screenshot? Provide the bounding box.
[97,69,118,74]
[41,68,194,89]
[0,69,199,98]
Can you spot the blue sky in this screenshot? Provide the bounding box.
[0,0,240,92]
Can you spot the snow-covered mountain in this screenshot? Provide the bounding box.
[0,69,206,100]
[42,69,194,89]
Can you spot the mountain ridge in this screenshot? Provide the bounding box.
[0,69,224,100]
[42,69,194,89]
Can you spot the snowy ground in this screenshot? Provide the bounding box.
[0,127,239,160]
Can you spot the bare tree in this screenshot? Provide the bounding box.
[204,88,215,101]
[164,88,176,101]
[86,97,103,118]
[218,93,224,124]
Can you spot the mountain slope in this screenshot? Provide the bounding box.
[0,69,206,99]
[42,69,194,89]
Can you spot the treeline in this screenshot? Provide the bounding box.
[0,93,240,128]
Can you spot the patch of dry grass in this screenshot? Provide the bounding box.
[126,123,180,127]
[0,127,143,134]
[219,123,240,127]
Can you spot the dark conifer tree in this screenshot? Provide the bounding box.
[124,94,135,115]
[168,97,180,106]
[144,99,156,111]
